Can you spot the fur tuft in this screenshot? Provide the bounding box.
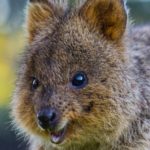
[50,0,86,8]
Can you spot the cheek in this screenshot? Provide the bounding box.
[73,84,125,137]
[12,88,46,137]
[74,101,124,143]
[80,101,120,131]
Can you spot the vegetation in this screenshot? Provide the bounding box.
[0,32,25,106]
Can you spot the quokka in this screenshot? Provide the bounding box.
[11,0,150,149]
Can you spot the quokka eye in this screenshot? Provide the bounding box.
[71,72,88,89]
[31,77,39,90]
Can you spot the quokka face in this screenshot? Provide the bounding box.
[12,0,140,148]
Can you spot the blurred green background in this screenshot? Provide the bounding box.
[0,0,150,150]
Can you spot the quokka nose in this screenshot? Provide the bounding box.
[37,108,59,130]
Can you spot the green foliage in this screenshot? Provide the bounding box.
[127,1,150,24]
[0,31,25,106]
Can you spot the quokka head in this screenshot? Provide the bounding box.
[11,0,139,148]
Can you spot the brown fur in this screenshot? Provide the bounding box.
[11,0,150,150]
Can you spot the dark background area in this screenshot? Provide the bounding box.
[0,0,150,150]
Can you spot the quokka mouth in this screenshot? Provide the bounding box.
[49,125,68,144]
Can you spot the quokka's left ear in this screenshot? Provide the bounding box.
[79,0,127,40]
[27,0,62,42]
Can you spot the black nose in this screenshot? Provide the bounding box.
[37,108,59,130]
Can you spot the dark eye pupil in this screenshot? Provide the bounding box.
[72,72,87,88]
[32,78,39,90]
[72,75,85,86]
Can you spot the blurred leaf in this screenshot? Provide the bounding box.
[0,32,25,106]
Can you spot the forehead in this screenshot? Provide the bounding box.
[26,14,105,80]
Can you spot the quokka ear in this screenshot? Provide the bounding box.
[79,0,127,40]
[27,0,61,42]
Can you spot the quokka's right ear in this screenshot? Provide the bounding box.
[27,0,61,42]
